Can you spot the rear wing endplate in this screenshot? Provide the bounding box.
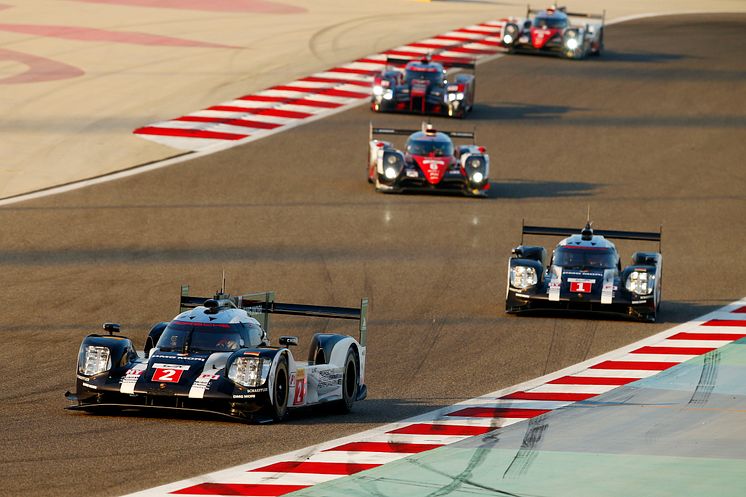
[179,286,369,346]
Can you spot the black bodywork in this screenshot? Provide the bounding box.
[66,288,368,423]
[505,223,662,322]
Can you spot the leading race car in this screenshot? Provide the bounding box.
[501,5,605,59]
[505,221,662,321]
[367,122,490,197]
[370,55,476,118]
[66,286,369,423]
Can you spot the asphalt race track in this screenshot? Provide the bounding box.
[0,14,744,497]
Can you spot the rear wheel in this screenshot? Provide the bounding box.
[335,349,358,413]
[267,358,289,421]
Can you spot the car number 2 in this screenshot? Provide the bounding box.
[153,368,183,383]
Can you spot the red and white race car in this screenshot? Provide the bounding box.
[502,5,605,59]
[367,123,490,197]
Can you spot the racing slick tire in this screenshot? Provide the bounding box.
[267,357,289,421]
[335,349,359,414]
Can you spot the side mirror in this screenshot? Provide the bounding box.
[279,336,299,347]
[103,322,121,335]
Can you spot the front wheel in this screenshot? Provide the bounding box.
[335,349,358,414]
[267,357,289,421]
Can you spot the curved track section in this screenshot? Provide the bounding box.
[0,14,744,497]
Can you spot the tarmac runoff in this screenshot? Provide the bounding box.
[290,340,746,497]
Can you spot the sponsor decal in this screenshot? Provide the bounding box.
[82,382,97,390]
[151,354,205,362]
[120,363,147,394]
[232,394,256,399]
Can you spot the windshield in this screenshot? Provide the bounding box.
[553,247,617,269]
[533,17,568,29]
[157,321,247,353]
[406,69,442,85]
[406,138,453,157]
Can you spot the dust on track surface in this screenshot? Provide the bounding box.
[0,14,744,497]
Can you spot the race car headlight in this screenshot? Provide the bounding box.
[503,34,514,44]
[383,89,393,100]
[447,93,457,102]
[384,167,399,179]
[565,38,579,50]
[472,171,484,183]
[372,85,384,96]
[386,154,399,165]
[469,158,482,169]
[626,271,653,295]
[228,356,266,387]
[510,266,538,290]
[79,345,111,376]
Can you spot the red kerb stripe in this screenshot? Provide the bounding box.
[668,332,746,341]
[732,306,746,313]
[238,95,341,108]
[501,391,597,402]
[208,106,312,119]
[300,76,371,87]
[176,116,280,130]
[133,126,247,140]
[591,360,679,371]
[548,376,638,386]
[250,461,379,475]
[447,407,550,418]
[327,66,378,75]
[703,319,746,327]
[387,423,494,436]
[631,346,716,355]
[325,441,442,453]
[170,483,307,496]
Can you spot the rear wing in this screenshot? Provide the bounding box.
[385,55,475,71]
[179,286,369,346]
[521,223,662,251]
[370,122,476,142]
[526,5,605,22]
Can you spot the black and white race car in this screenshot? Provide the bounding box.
[501,5,605,59]
[505,222,662,321]
[66,286,368,423]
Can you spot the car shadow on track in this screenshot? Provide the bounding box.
[597,50,688,64]
[486,178,599,199]
[470,102,583,121]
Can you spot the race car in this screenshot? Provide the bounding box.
[368,122,490,197]
[66,286,369,423]
[505,221,662,321]
[370,55,476,118]
[501,5,605,59]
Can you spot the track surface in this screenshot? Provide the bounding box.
[0,14,744,497]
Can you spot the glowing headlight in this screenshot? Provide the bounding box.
[472,171,484,183]
[503,34,514,44]
[372,85,384,96]
[469,158,482,168]
[626,271,653,295]
[79,345,111,376]
[456,92,464,100]
[228,357,266,387]
[386,154,399,165]
[565,38,579,50]
[384,167,398,179]
[510,266,538,289]
[383,90,393,100]
[448,93,457,102]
